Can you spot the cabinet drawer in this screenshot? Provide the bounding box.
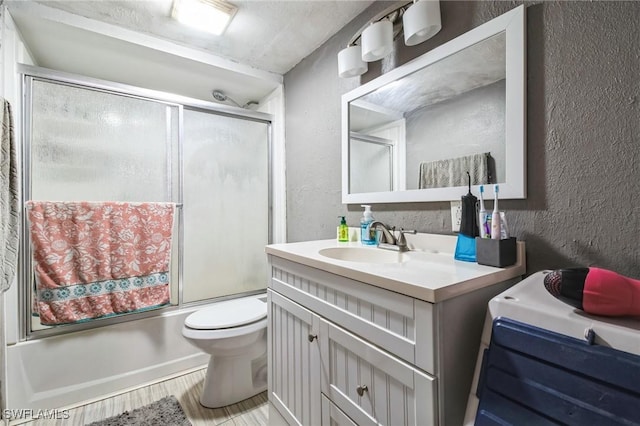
[269,256,436,373]
[320,319,437,426]
[321,394,358,426]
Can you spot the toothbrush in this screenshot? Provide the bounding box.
[491,184,501,239]
[479,185,489,238]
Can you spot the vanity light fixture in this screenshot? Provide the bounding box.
[361,19,394,62]
[171,0,238,36]
[337,0,441,78]
[403,0,442,46]
[338,45,368,78]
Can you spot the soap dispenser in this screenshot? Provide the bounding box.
[337,216,349,242]
[360,205,376,246]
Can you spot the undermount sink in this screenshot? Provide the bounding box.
[318,247,408,264]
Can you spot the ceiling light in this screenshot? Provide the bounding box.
[338,45,368,78]
[403,0,442,46]
[171,0,237,36]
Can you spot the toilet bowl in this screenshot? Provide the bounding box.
[182,294,268,408]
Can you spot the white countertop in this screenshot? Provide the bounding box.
[266,234,526,303]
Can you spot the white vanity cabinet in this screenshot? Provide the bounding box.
[269,279,435,426]
[266,243,524,426]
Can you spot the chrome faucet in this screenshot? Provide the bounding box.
[367,222,417,252]
[368,221,396,245]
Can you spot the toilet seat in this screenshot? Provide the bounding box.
[185,297,267,330]
[182,316,267,341]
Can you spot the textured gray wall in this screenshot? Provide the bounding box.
[284,1,640,278]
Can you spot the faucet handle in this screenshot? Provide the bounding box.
[396,228,417,249]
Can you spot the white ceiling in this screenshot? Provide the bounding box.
[6,0,373,105]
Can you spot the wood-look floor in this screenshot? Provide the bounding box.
[14,368,269,426]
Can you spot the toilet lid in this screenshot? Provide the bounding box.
[185,298,267,330]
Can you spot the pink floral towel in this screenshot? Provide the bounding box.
[25,201,175,325]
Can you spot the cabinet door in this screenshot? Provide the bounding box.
[268,289,321,425]
[320,319,437,426]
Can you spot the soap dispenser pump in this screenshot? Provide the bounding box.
[360,205,376,246]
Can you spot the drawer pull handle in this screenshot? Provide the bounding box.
[356,385,368,396]
[308,334,318,342]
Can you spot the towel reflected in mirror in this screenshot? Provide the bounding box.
[419,152,494,189]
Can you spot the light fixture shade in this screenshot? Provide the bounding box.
[361,20,393,62]
[338,45,368,78]
[403,0,442,46]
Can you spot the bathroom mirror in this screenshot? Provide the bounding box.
[342,5,526,203]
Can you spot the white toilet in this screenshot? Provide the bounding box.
[182,294,268,408]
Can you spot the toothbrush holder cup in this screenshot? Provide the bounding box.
[475,237,517,267]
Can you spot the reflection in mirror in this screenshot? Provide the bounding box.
[349,100,406,193]
[352,32,505,193]
[349,133,394,193]
[342,6,525,203]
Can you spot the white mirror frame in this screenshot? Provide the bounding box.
[342,5,526,204]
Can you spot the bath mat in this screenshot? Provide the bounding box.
[86,395,191,426]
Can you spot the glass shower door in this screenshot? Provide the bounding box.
[26,78,180,331]
[29,80,178,201]
[182,108,270,302]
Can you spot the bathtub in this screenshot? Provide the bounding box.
[5,305,213,410]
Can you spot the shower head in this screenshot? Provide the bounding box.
[211,90,259,109]
[211,90,232,103]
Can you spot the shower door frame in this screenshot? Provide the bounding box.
[18,64,274,341]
